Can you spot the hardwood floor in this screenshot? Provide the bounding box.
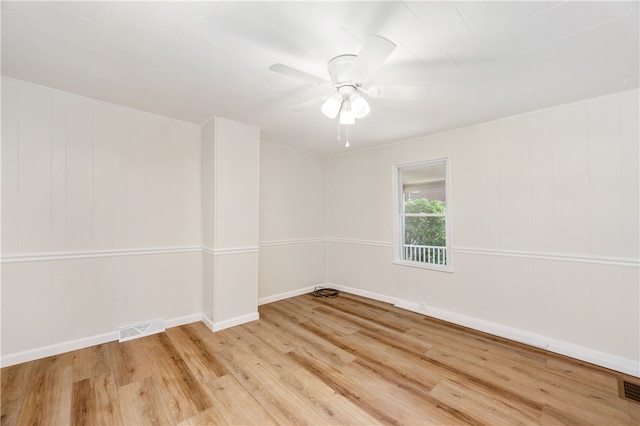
[2,292,638,425]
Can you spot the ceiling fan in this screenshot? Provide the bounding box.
[269,34,428,126]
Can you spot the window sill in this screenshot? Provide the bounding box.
[392,260,454,273]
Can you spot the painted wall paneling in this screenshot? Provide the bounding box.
[1,77,202,365]
[258,142,327,302]
[326,89,640,377]
[2,76,638,379]
[201,117,260,330]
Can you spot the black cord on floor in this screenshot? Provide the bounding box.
[311,287,340,298]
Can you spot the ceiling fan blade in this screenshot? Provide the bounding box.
[269,63,329,86]
[350,35,397,83]
[364,85,431,100]
[288,96,327,112]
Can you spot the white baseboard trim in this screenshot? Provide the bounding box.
[394,300,640,378]
[1,331,118,368]
[544,339,640,379]
[1,313,203,368]
[328,283,639,378]
[326,282,399,305]
[204,312,260,332]
[201,313,215,332]
[394,300,550,349]
[258,285,317,305]
[165,313,203,329]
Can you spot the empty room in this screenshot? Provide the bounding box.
[1,1,639,424]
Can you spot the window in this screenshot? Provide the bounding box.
[393,157,452,271]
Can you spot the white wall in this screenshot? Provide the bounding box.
[258,142,327,303]
[3,75,638,377]
[327,90,640,376]
[201,117,260,330]
[1,77,202,363]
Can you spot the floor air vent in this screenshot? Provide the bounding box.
[119,319,165,342]
[619,378,640,403]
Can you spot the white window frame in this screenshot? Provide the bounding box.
[392,157,453,272]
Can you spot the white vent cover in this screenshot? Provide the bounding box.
[118,318,165,342]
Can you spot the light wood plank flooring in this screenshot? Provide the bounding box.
[2,292,638,425]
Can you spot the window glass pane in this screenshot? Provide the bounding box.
[403,195,446,214]
[396,157,450,269]
[404,186,446,204]
[403,216,446,248]
[403,216,447,265]
[401,161,446,213]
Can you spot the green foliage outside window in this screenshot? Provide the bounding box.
[404,198,446,250]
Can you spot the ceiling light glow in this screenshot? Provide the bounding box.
[350,92,370,119]
[321,93,343,119]
[339,99,355,124]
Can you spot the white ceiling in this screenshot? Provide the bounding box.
[2,1,638,155]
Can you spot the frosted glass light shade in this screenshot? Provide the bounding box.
[339,100,355,124]
[350,92,370,119]
[321,93,343,119]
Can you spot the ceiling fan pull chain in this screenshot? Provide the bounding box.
[345,125,350,148]
[337,120,341,143]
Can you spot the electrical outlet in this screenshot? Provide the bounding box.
[418,303,427,311]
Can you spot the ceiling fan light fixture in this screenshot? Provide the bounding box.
[321,93,343,119]
[339,100,355,125]
[350,92,370,119]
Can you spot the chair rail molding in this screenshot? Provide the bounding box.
[326,237,639,268]
[1,246,202,263]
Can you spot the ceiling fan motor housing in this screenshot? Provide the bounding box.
[327,54,360,87]
[325,55,371,121]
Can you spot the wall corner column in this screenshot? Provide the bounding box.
[201,117,261,331]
